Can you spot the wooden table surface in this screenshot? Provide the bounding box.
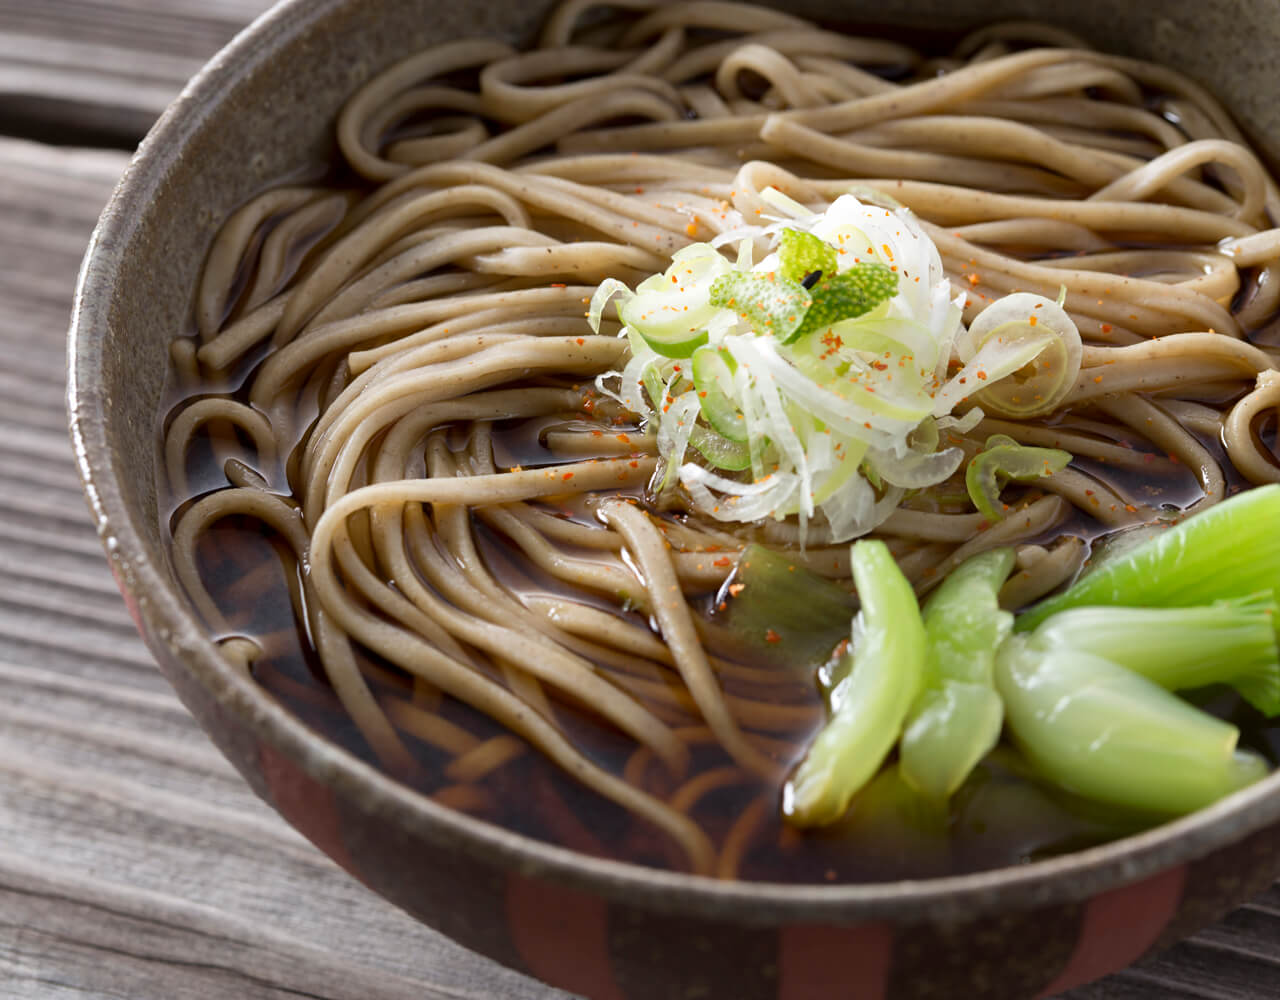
[2,3,1279,997]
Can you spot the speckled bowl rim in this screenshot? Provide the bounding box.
[67,0,1280,927]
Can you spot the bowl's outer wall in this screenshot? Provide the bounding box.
[70,0,1280,997]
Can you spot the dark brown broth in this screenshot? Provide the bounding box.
[167,384,1257,883]
[156,20,1280,881]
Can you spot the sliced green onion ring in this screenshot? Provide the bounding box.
[957,291,1083,418]
[691,345,748,443]
[966,433,1072,521]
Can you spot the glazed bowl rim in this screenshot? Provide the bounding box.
[66,0,1280,926]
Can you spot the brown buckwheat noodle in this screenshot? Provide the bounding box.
[164,0,1280,879]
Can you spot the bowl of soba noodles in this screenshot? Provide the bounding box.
[68,0,1280,995]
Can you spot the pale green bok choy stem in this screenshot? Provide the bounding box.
[1016,483,1280,632]
[1028,596,1280,715]
[900,547,1016,800]
[994,636,1268,815]
[784,539,925,826]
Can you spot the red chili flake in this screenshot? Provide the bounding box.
[562,472,575,481]
[1028,315,1038,326]
[686,221,698,237]
[1101,323,1113,333]
[591,430,603,437]
[576,338,585,346]
[764,628,781,644]
[550,282,566,289]
[728,583,746,597]
[616,433,631,443]
[629,460,639,468]
[713,557,732,567]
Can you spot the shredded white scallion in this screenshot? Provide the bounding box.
[589,187,1072,542]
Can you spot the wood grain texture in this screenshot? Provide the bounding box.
[0,132,564,1000]
[0,0,277,142]
[0,3,1277,998]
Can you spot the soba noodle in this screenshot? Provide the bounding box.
[163,0,1280,880]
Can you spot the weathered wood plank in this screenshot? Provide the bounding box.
[0,131,570,1000]
[0,15,1277,994]
[0,849,489,1000]
[0,0,277,142]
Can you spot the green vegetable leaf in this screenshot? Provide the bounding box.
[617,242,729,358]
[691,345,748,443]
[1017,483,1280,633]
[778,228,838,285]
[718,543,856,666]
[952,749,1159,861]
[966,434,1071,521]
[789,263,900,343]
[820,764,950,876]
[901,684,1004,801]
[784,539,927,826]
[709,271,812,341]
[995,637,1268,814]
[921,547,1017,686]
[1028,595,1280,716]
[688,424,752,471]
[900,547,1016,800]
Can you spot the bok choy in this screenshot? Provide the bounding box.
[783,540,925,825]
[784,486,1280,830]
[900,547,1015,800]
[1016,483,1280,630]
[995,637,1268,814]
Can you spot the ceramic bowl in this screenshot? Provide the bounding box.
[68,1,1280,997]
